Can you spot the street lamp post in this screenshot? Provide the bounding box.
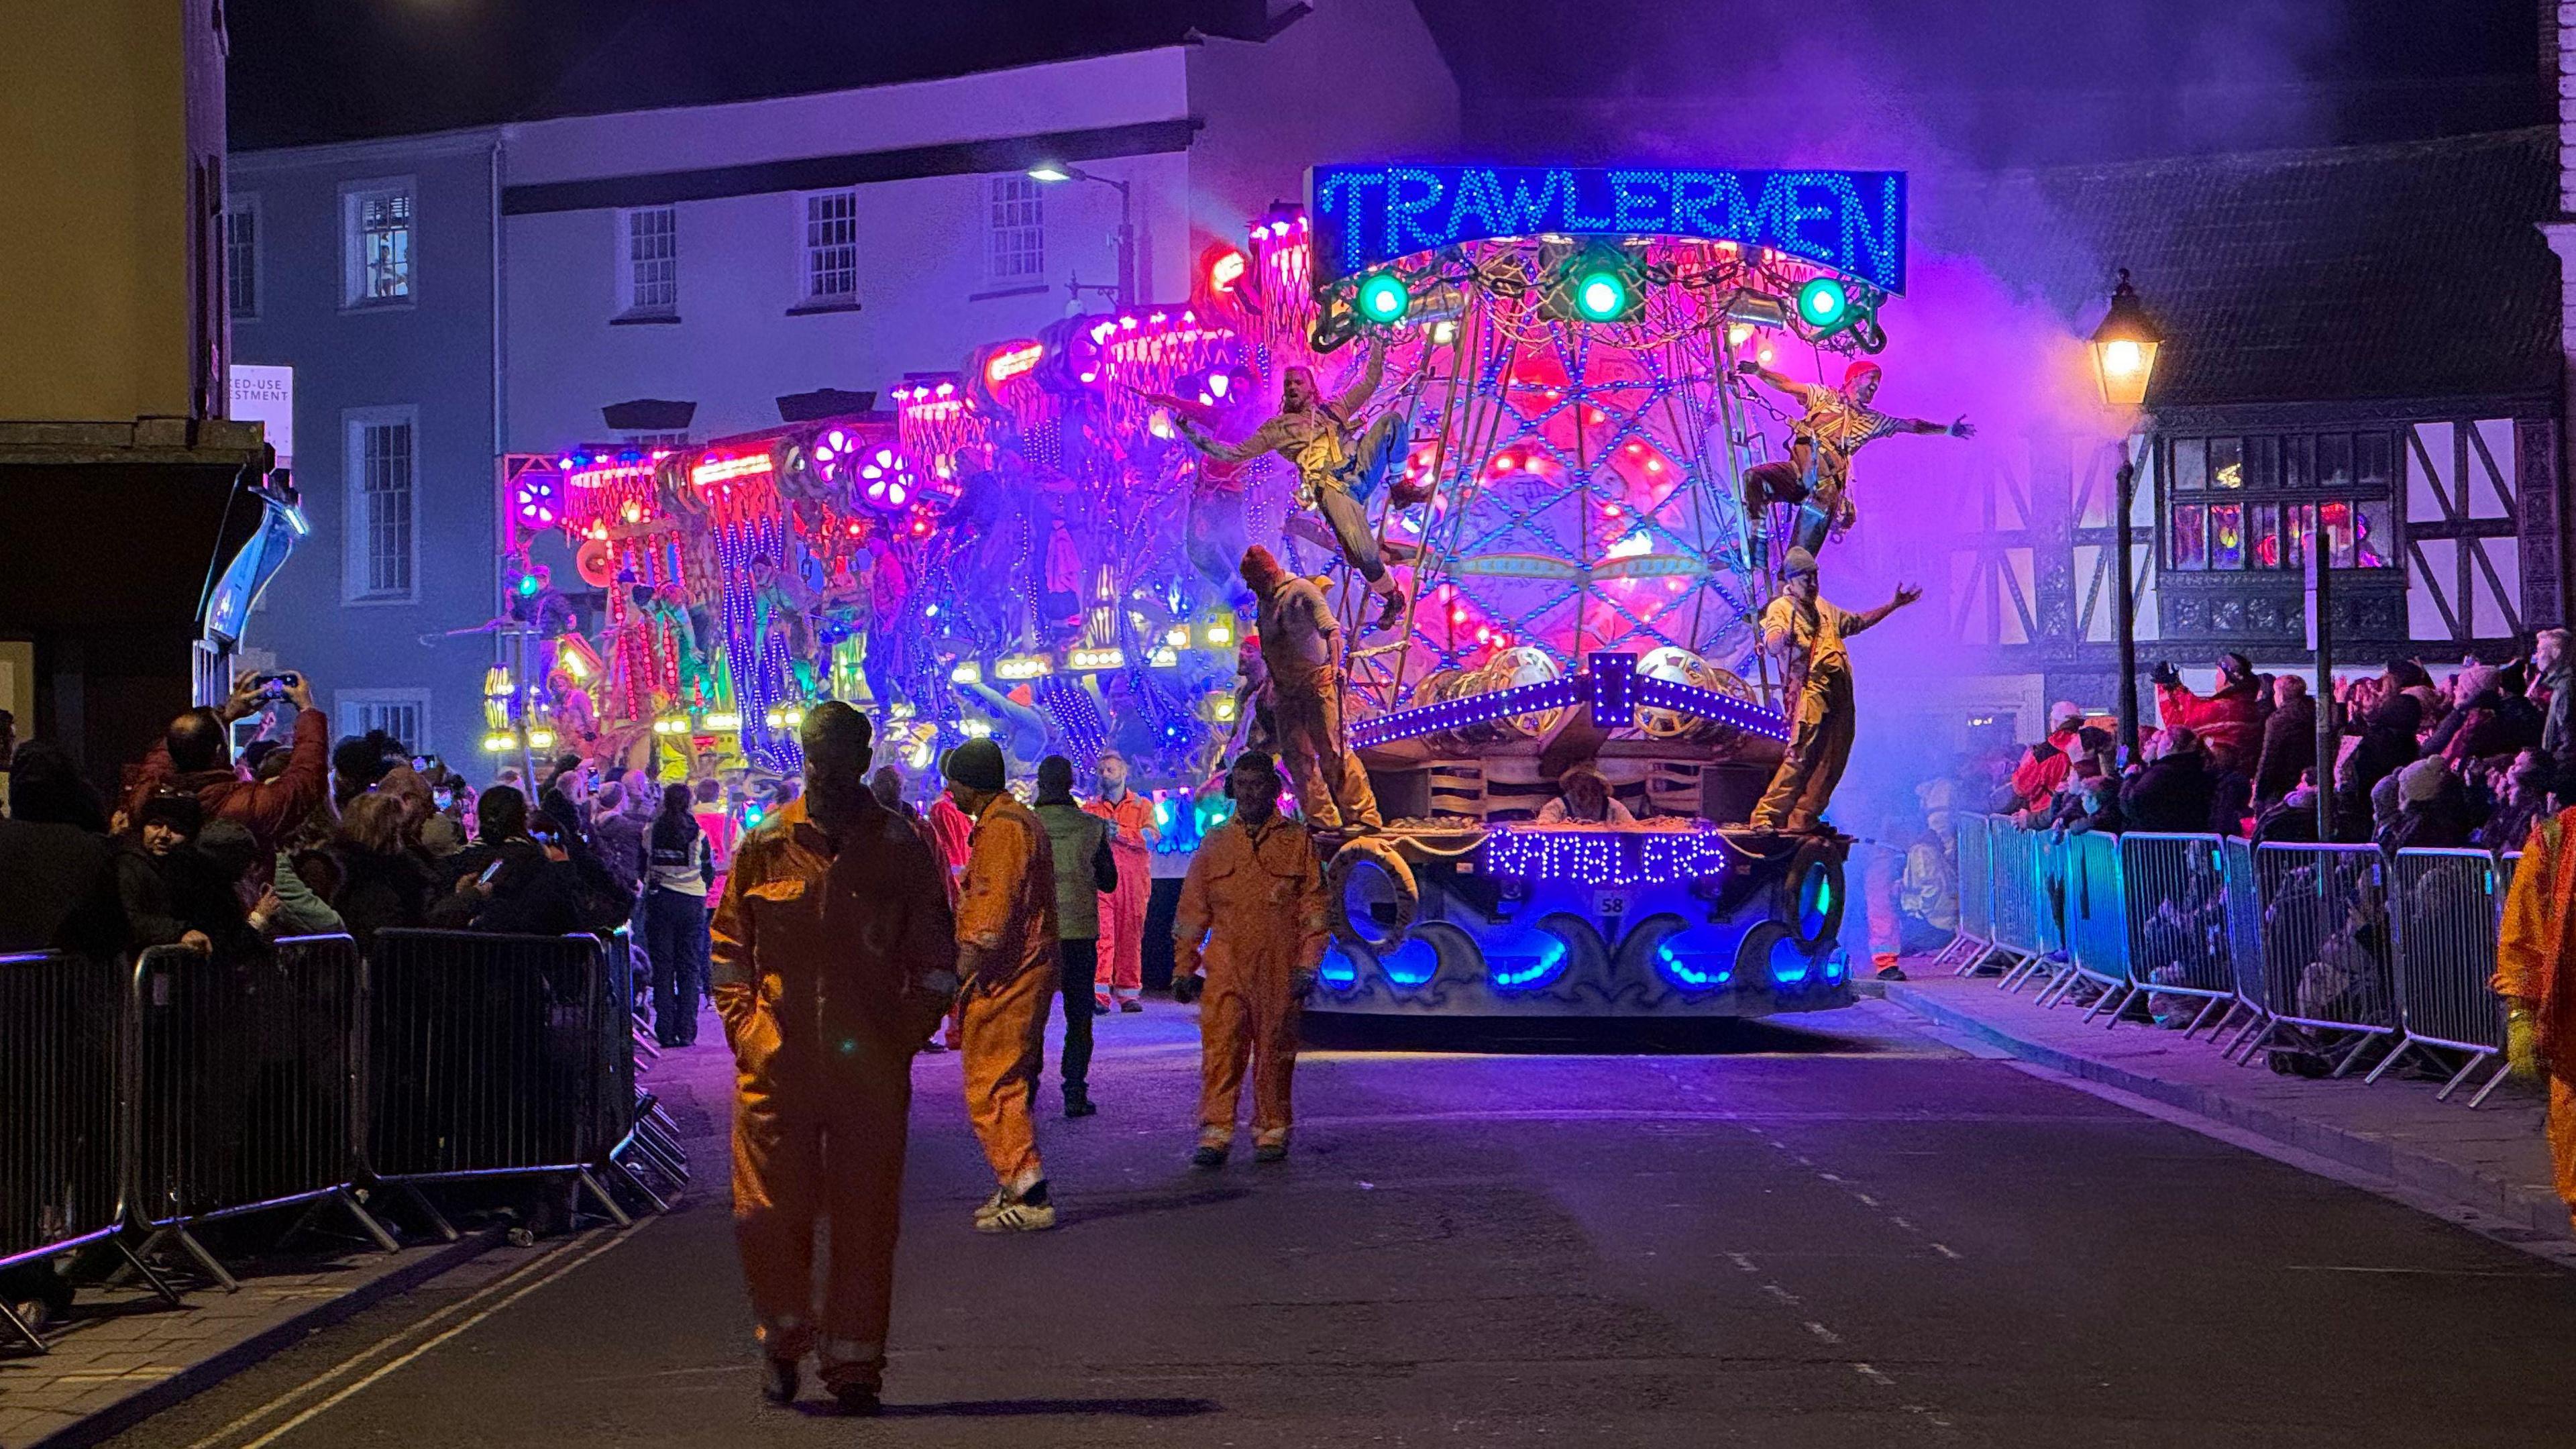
[1029,162,1136,309]
[2088,269,2163,765]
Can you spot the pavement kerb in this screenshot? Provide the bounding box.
[1878,981,2575,1242]
[23,1226,508,1449]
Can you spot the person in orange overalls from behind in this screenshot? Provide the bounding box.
[943,737,1062,1232]
[711,703,956,1416]
[2496,800,2576,1230]
[1173,749,1328,1167]
[1084,749,1160,1012]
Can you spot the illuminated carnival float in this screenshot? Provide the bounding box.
[501,161,1909,1025]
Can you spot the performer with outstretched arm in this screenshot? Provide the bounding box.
[1170,341,1413,633]
[1736,358,1974,555]
[1749,547,1922,835]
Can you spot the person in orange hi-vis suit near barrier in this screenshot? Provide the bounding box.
[1172,749,1328,1167]
[710,704,956,1417]
[942,737,1062,1232]
[2495,803,2576,1228]
[1084,749,1159,1012]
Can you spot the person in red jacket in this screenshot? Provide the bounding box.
[125,671,329,861]
[2152,652,2263,776]
[2008,701,2086,812]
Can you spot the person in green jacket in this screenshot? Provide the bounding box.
[1030,755,1116,1118]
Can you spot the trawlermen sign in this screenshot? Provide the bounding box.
[1306,164,1907,293]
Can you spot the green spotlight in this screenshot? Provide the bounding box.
[1574,269,1629,322]
[1356,272,1411,324]
[1796,276,1849,329]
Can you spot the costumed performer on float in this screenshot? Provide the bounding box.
[1737,358,1974,555]
[1238,545,1381,834]
[1170,340,1418,634]
[1749,546,1921,835]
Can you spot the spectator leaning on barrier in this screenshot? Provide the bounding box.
[2376,757,2476,853]
[117,791,256,956]
[2121,727,2214,835]
[329,791,434,949]
[2008,700,2086,813]
[127,672,329,861]
[0,742,126,959]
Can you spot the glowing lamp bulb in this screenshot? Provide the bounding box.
[2100,338,2143,376]
[1727,322,1754,346]
[1797,276,1849,327]
[1574,271,1627,321]
[1356,272,1410,324]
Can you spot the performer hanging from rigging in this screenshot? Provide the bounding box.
[1749,547,1922,835]
[1735,358,1974,556]
[1239,545,1381,834]
[1170,340,1417,634]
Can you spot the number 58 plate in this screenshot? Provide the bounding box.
[1592,888,1631,917]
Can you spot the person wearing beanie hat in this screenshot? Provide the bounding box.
[1030,755,1115,1117]
[942,734,1062,1232]
[2010,700,2092,812]
[2377,757,2475,853]
[1735,354,1975,555]
[1241,545,1382,833]
[713,701,959,1414]
[1172,749,1327,1165]
[1749,555,1922,833]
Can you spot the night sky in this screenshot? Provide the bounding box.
[228,0,2548,160]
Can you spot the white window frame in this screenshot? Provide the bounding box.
[617,205,678,319]
[984,175,1044,285]
[225,193,261,321]
[799,189,859,305]
[343,405,420,605]
[339,176,417,309]
[335,690,431,757]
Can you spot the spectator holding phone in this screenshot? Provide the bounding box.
[125,668,328,861]
[430,786,584,934]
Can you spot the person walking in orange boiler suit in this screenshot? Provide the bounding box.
[1084,749,1159,1012]
[711,704,956,1415]
[943,737,1061,1232]
[1173,750,1329,1167]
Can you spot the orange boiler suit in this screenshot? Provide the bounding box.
[1173,812,1328,1145]
[1084,790,1159,1003]
[2494,807,2576,1218]
[956,794,1061,1187]
[1258,574,1381,830]
[710,794,957,1389]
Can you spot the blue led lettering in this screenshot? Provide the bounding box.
[1385,167,1447,258]
[1608,171,1668,234]
[1309,164,1906,291]
[1562,171,1614,231]
[1493,168,1572,235]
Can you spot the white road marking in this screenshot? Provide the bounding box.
[189,1227,643,1449]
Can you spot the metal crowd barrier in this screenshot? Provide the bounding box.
[2216,837,2271,1050]
[0,951,175,1352]
[367,929,644,1231]
[2374,849,2514,1104]
[1939,812,1996,972]
[129,937,395,1289]
[2230,843,2400,1075]
[2038,828,2125,1006]
[2103,834,2238,1032]
[1982,822,2047,973]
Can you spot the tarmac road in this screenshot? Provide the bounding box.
[103,1000,2576,1449]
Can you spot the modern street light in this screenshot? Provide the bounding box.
[2088,268,2162,765]
[1028,161,1136,309]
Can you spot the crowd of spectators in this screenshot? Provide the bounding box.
[1978,637,2573,858]
[0,672,740,1028]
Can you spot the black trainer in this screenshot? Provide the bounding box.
[834,1383,882,1416]
[1064,1087,1098,1119]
